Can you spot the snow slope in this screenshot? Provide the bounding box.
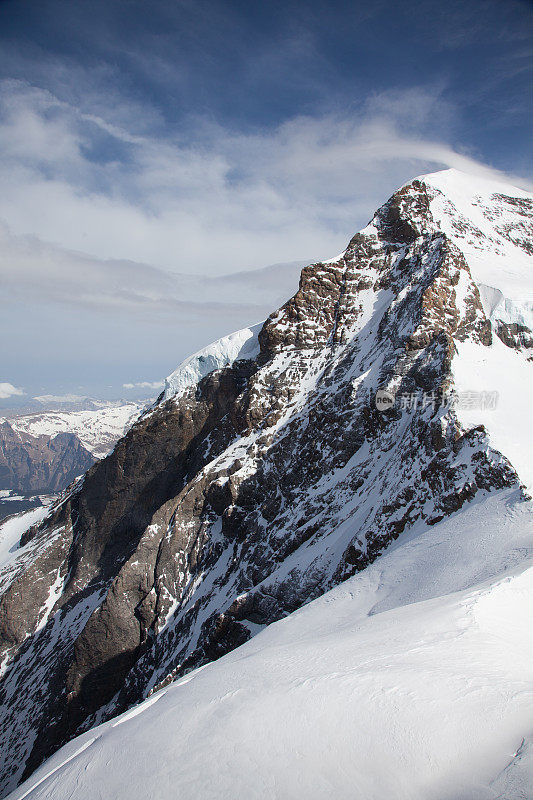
[9,403,142,458]
[422,169,533,341]
[409,169,533,491]
[0,507,49,586]
[8,486,533,800]
[422,168,533,302]
[163,324,261,401]
[453,337,533,490]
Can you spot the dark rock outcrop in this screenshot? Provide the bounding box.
[496,320,533,357]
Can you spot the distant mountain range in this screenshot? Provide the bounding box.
[7,402,143,460]
[0,402,143,512]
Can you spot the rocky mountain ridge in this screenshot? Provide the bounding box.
[0,403,143,517]
[0,168,531,798]
[7,401,143,459]
[0,420,94,495]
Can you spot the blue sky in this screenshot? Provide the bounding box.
[0,0,532,405]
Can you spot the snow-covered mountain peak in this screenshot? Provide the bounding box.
[419,165,532,202]
[159,167,532,410]
[0,168,532,800]
[405,167,533,302]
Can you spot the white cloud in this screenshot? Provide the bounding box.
[123,381,164,390]
[0,382,25,399]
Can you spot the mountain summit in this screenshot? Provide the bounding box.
[1,169,532,799]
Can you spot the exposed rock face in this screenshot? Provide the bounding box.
[0,170,531,798]
[496,320,533,357]
[0,421,94,494]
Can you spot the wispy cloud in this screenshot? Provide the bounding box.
[33,393,86,403]
[123,381,163,390]
[0,219,304,316]
[0,78,530,290]
[0,383,25,400]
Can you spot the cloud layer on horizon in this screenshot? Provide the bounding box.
[122,381,164,390]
